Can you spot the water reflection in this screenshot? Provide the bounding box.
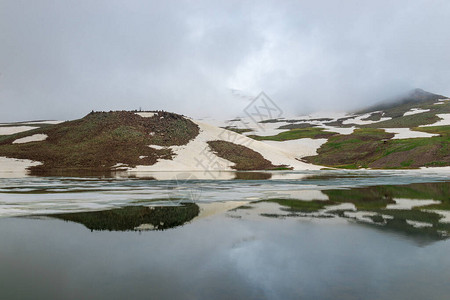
[49,203,199,231]
[237,182,450,243]
[27,181,449,243]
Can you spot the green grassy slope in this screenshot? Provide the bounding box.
[304,126,450,169]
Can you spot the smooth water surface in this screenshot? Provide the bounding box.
[0,170,449,299]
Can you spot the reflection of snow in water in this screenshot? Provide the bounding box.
[343,211,378,224]
[273,190,329,201]
[0,171,448,218]
[425,210,450,224]
[386,198,440,210]
[406,220,433,228]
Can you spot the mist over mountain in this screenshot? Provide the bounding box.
[356,88,447,114]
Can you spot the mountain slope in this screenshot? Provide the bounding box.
[356,88,446,117]
[0,111,199,173]
[0,111,321,175]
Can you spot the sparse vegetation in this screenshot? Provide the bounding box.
[0,111,199,174]
[248,127,335,141]
[304,126,450,169]
[207,140,291,170]
[221,126,253,134]
[362,111,442,128]
[277,123,317,130]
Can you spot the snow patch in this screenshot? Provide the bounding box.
[403,108,430,116]
[27,120,64,125]
[129,120,321,173]
[148,145,167,150]
[136,112,156,118]
[342,113,391,125]
[420,114,450,127]
[262,138,328,158]
[12,134,48,144]
[0,157,42,178]
[0,126,38,135]
[320,125,355,135]
[382,128,439,139]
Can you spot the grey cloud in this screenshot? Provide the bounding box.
[1,0,449,122]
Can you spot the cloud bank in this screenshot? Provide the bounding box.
[1,0,449,121]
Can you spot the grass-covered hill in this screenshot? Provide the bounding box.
[0,111,199,174]
[243,88,449,169]
[303,126,450,169]
[354,89,449,128]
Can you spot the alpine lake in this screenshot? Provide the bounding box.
[1,169,449,300]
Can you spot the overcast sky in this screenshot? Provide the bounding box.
[1,0,449,122]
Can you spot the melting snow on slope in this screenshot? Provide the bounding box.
[0,126,38,135]
[136,112,156,118]
[262,138,327,158]
[342,112,391,125]
[129,120,321,173]
[12,134,48,144]
[420,114,450,127]
[403,108,430,116]
[383,128,439,139]
[0,157,42,178]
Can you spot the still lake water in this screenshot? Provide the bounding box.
[0,170,449,299]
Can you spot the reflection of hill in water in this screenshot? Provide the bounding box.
[247,181,450,243]
[50,203,199,232]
